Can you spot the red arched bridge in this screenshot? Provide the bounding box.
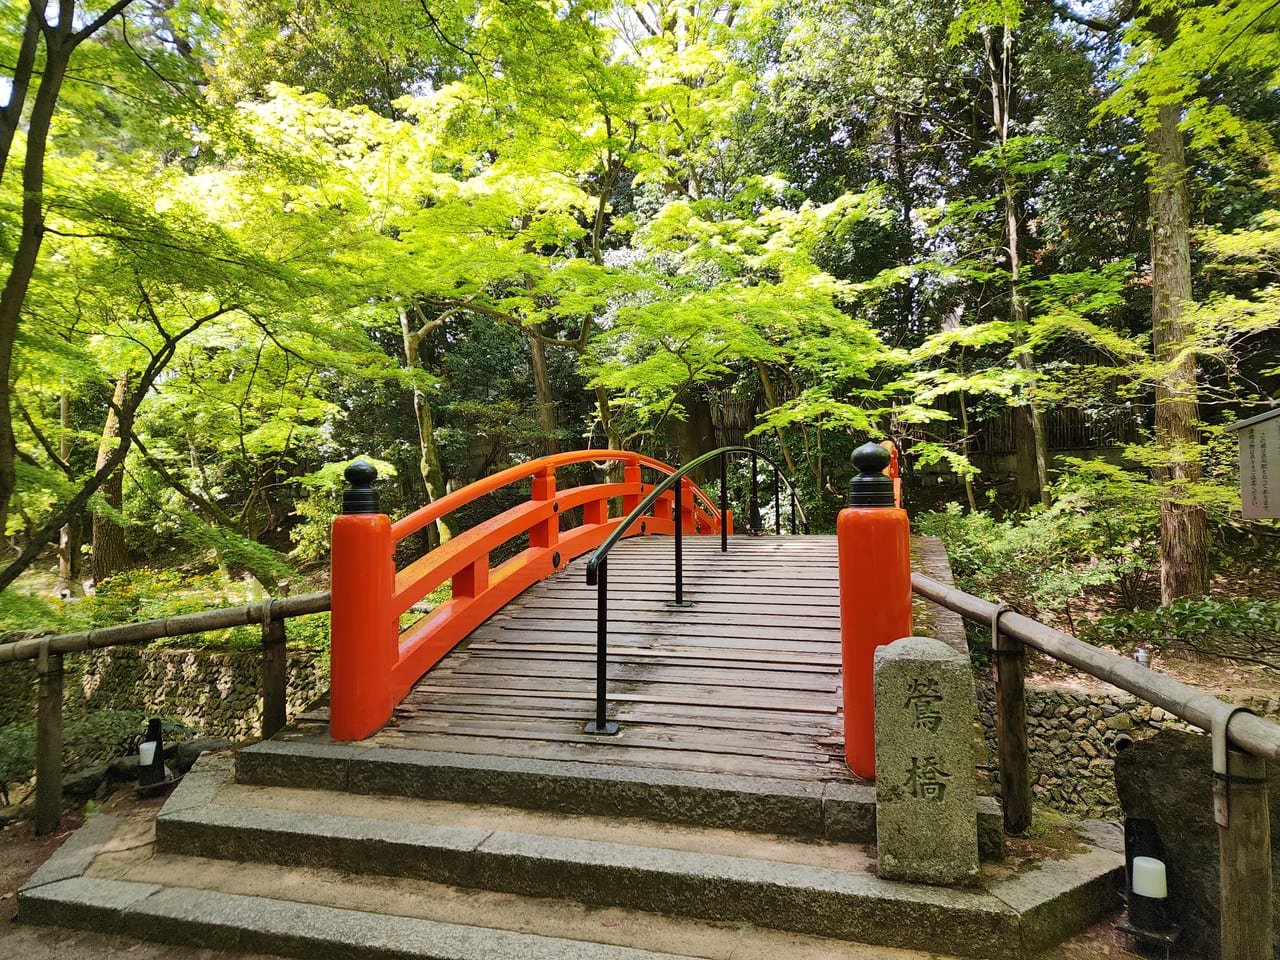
[327,448,844,770]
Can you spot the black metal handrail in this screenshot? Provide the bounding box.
[581,446,808,735]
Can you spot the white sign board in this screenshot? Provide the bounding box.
[1226,408,1280,520]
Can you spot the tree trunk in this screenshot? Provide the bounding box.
[0,21,74,538]
[56,393,83,593]
[398,307,454,542]
[91,375,131,581]
[0,1,135,541]
[676,394,717,482]
[1147,97,1210,602]
[755,362,798,477]
[986,26,1048,508]
[595,385,620,451]
[529,335,558,457]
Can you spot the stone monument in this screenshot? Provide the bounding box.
[874,635,980,886]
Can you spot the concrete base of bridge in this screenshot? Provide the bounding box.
[19,741,1123,960]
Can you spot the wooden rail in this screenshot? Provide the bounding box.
[0,591,330,835]
[912,572,1276,960]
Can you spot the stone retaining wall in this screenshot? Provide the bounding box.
[975,679,1280,818]
[2,646,329,741]
[0,659,36,727]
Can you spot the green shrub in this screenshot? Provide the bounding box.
[1084,597,1280,671]
[915,460,1159,629]
[0,723,35,806]
[5,564,334,651]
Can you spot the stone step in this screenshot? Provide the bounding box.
[138,753,1121,959]
[234,739,1006,858]
[19,806,972,960]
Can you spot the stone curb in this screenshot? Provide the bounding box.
[236,741,1005,858]
[19,876,703,960]
[18,811,119,893]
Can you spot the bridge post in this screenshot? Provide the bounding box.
[529,467,559,550]
[837,442,912,779]
[622,461,642,519]
[329,461,397,741]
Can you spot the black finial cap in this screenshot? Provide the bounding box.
[342,460,379,514]
[848,441,894,507]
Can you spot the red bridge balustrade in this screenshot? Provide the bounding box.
[328,451,728,740]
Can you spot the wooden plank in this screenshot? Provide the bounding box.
[463,643,841,669]
[448,660,839,692]
[383,533,858,784]
[493,608,842,630]
[396,686,840,723]
[436,668,839,699]
[404,686,834,716]
[391,717,836,763]
[473,619,840,643]
[394,697,839,736]
[464,632,840,655]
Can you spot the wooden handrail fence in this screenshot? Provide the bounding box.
[0,590,330,835]
[912,572,1277,960]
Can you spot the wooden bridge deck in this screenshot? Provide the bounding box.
[369,535,858,783]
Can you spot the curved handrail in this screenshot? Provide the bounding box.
[578,446,809,735]
[585,445,806,584]
[392,449,722,541]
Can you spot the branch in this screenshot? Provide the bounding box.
[129,428,237,528]
[73,0,134,45]
[42,227,260,268]
[0,5,42,184]
[416,0,486,78]
[421,296,583,350]
[118,15,194,96]
[16,400,71,474]
[1045,0,1136,33]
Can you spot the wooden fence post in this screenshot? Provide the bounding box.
[992,607,1032,835]
[261,601,287,740]
[1219,747,1272,960]
[35,642,64,835]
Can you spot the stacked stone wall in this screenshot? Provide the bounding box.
[1,646,329,741]
[0,659,37,726]
[975,679,1280,818]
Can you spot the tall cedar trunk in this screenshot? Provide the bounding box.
[91,375,131,581]
[399,308,454,543]
[675,394,717,482]
[529,336,558,457]
[986,26,1049,508]
[1147,97,1210,602]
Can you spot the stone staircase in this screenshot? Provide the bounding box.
[19,739,1124,960]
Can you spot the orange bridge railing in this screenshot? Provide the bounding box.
[328,451,727,740]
